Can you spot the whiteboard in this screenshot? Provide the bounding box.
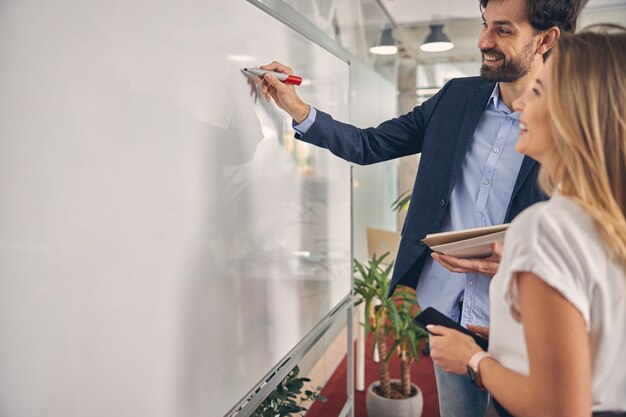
[0,1,351,416]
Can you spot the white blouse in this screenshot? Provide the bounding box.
[488,196,626,412]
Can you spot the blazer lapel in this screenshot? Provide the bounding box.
[447,82,495,194]
[510,155,537,202]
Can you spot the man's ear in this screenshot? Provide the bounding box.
[537,27,560,56]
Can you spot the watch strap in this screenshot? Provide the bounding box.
[468,351,492,388]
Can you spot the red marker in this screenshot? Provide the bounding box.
[243,67,302,86]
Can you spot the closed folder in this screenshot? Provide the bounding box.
[421,224,509,259]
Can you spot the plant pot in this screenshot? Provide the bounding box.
[365,379,423,417]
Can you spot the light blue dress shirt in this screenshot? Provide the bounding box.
[417,84,524,326]
[294,84,524,327]
[293,107,317,135]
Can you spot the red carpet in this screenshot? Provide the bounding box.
[306,334,440,417]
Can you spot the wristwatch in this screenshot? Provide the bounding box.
[467,351,492,389]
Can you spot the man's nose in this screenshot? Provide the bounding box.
[478,29,496,51]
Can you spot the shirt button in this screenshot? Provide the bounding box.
[506,115,512,120]
[483,179,490,185]
[477,212,484,218]
[467,281,473,286]
[493,148,500,153]
[440,199,447,207]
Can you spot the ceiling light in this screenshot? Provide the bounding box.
[369,28,397,55]
[420,24,454,52]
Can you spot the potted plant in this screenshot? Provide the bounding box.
[353,253,428,417]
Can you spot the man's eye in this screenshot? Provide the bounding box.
[497,29,511,35]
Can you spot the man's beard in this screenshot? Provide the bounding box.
[480,40,535,82]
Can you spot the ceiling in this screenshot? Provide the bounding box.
[368,0,626,66]
[380,0,626,26]
[283,0,626,80]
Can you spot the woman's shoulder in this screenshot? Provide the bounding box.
[509,196,590,237]
[505,196,598,259]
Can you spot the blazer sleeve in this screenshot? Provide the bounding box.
[297,79,454,165]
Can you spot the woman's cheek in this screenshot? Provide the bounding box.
[515,136,527,154]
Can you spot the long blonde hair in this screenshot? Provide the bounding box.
[539,24,626,271]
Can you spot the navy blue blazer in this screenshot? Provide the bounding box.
[298,76,548,295]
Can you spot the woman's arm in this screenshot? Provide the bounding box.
[429,271,591,417]
[482,271,591,417]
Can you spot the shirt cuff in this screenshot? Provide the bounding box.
[292,107,316,137]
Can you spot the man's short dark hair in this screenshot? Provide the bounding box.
[480,0,582,34]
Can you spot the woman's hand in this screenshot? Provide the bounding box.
[428,325,484,375]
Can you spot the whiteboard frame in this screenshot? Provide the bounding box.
[225,295,352,417]
[246,0,352,65]
[226,2,355,416]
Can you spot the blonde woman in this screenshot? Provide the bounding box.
[428,26,626,417]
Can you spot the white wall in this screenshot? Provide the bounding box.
[350,63,399,262]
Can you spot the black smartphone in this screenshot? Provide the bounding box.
[414,307,489,351]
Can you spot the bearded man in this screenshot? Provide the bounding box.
[257,0,582,415]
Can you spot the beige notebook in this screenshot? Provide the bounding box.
[422,224,509,259]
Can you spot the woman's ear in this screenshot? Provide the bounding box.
[537,27,560,57]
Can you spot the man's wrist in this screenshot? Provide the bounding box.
[292,102,311,124]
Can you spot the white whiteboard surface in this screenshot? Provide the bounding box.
[0,1,351,416]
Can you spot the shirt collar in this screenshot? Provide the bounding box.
[488,83,520,118]
[488,83,501,108]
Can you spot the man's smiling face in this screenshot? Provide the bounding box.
[478,0,540,82]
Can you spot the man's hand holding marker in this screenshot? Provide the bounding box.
[245,62,311,124]
[243,67,302,85]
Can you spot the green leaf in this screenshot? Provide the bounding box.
[408,337,420,362]
[391,190,412,212]
[384,339,400,363]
